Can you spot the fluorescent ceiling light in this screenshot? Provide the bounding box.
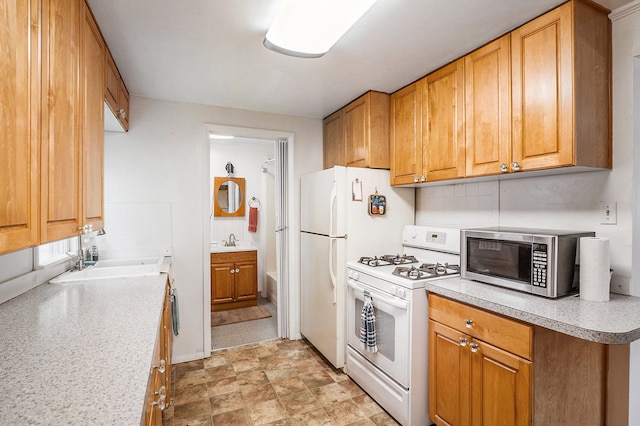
[264,0,377,58]
[209,134,234,140]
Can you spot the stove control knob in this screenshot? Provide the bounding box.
[347,270,353,279]
[397,288,406,298]
[352,272,360,281]
[390,286,397,295]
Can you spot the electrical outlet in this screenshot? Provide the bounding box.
[599,201,617,225]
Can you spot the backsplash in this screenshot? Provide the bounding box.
[416,170,632,294]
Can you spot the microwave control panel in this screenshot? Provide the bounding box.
[532,244,548,288]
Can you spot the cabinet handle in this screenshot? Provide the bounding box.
[511,162,520,171]
[470,343,479,353]
[152,396,166,411]
[500,163,508,173]
[152,359,166,374]
[154,386,167,399]
[465,319,473,329]
[459,338,468,347]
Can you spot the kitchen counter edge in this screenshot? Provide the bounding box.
[425,277,640,345]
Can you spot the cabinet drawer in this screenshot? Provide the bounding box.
[211,250,256,264]
[428,294,532,360]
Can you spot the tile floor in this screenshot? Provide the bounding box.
[162,339,400,426]
[211,297,278,350]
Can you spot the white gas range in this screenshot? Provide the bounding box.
[345,225,461,426]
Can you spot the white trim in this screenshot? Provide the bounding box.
[609,0,640,22]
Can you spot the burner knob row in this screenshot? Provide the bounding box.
[390,286,406,298]
[347,270,360,281]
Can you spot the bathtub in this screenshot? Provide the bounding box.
[266,271,277,307]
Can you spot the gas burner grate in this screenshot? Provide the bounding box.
[358,256,392,267]
[381,254,419,265]
[392,265,430,280]
[419,262,460,276]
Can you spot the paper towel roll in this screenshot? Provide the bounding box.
[579,237,610,302]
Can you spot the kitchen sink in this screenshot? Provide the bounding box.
[49,257,164,284]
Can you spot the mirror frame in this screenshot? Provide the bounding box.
[213,177,246,217]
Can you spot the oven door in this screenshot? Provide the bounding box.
[347,278,410,388]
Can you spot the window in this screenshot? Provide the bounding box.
[36,237,79,268]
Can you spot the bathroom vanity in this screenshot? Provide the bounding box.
[210,247,258,311]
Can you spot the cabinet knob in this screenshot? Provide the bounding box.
[154,386,167,399]
[235,268,240,273]
[459,338,468,347]
[118,109,126,119]
[230,268,235,274]
[465,319,473,329]
[414,176,419,183]
[420,175,426,182]
[500,163,508,173]
[470,343,479,353]
[152,359,166,374]
[511,162,520,171]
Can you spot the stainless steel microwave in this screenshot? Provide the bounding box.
[461,227,595,298]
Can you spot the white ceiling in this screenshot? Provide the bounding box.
[87,0,628,120]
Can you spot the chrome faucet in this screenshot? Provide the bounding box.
[224,233,237,247]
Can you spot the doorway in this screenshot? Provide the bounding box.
[203,124,292,353]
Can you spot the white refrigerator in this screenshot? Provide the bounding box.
[300,166,415,368]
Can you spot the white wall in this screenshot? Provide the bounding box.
[104,96,322,363]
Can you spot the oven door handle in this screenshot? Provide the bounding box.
[347,279,409,310]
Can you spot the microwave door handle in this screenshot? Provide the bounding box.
[329,238,337,304]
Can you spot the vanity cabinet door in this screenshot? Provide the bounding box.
[211,261,235,306]
[235,259,258,302]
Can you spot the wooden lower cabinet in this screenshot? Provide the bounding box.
[211,251,257,311]
[428,294,629,426]
[143,278,173,426]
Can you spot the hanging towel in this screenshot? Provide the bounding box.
[171,287,180,336]
[248,206,258,233]
[360,291,378,353]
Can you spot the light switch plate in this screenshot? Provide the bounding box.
[599,201,617,225]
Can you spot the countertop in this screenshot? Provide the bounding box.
[0,274,168,425]
[425,277,640,344]
[210,243,257,253]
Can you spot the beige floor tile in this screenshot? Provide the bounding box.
[311,382,353,406]
[240,382,278,403]
[207,376,239,397]
[248,399,289,425]
[172,398,212,425]
[209,390,246,416]
[324,399,368,426]
[211,407,252,425]
[298,370,335,390]
[278,389,320,416]
[289,408,333,426]
[271,376,309,397]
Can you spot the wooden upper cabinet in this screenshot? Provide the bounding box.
[323,91,390,170]
[323,109,345,169]
[423,59,465,182]
[465,35,512,177]
[82,2,105,231]
[105,47,130,131]
[40,0,84,243]
[0,0,40,254]
[344,91,390,169]
[511,0,611,172]
[390,81,423,185]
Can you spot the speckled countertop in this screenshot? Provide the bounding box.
[425,277,640,344]
[0,274,167,425]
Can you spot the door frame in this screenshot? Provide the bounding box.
[203,124,295,354]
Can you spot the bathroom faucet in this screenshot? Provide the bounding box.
[224,233,237,247]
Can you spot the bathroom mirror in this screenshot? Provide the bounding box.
[214,177,245,217]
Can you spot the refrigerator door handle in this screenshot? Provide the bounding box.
[329,237,337,304]
[328,182,338,238]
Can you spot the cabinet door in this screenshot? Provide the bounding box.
[105,49,119,113]
[423,59,465,182]
[0,0,39,254]
[323,110,345,169]
[511,2,573,171]
[344,96,368,168]
[41,0,83,243]
[81,2,105,231]
[118,80,129,131]
[470,339,532,426]
[429,320,471,426]
[235,260,258,302]
[390,81,422,185]
[465,35,511,177]
[211,262,235,305]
